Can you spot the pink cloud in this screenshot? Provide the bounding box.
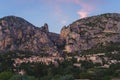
[59,0,100,18]
[77,1,95,18]
[15,0,100,19]
[77,0,102,18]
[44,0,101,24]
[77,10,88,18]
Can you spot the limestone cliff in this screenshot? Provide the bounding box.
[1,13,120,54]
[0,16,63,55]
[61,13,120,52]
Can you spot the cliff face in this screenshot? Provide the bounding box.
[61,13,120,52]
[0,13,120,54]
[0,16,64,55]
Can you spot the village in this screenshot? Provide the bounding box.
[14,51,120,69]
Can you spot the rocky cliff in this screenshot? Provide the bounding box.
[61,13,120,52]
[0,16,64,55]
[0,13,120,54]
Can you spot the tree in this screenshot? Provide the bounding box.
[9,74,38,80]
[52,75,74,80]
[79,72,92,79]
[0,71,13,80]
[59,75,74,80]
[80,61,94,69]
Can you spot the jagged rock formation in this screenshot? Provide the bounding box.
[0,16,64,55]
[1,13,120,54]
[61,13,120,52]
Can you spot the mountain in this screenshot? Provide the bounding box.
[0,16,64,55]
[0,13,120,54]
[61,13,120,52]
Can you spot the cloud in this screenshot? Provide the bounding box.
[77,0,102,18]
[47,0,98,25]
[68,0,93,18]
[77,0,95,18]
[77,10,88,18]
[59,0,100,18]
[16,0,100,26]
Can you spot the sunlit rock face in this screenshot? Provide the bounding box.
[61,13,120,53]
[1,13,120,54]
[0,16,64,55]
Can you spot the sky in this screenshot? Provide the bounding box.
[0,0,120,33]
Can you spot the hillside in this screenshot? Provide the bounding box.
[61,13,120,52]
[0,13,120,80]
[0,13,120,54]
[0,16,65,55]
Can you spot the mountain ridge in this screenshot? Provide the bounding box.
[0,13,120,54]
[0,16,64,55]
[61,13,120,52]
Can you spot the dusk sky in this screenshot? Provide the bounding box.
[0,0,120,33]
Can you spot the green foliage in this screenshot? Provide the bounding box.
[9,74,38,80]
[105,52,120,60]
[0,71,13,80]
[81,42,120,55]
[52,74,74,80]
[80,60,94,69]
[79,72,93,79]
[19,63,49,78]
[101,76,112,80]
[0,52,14,72]
[39,75,53,80]
[0,47,120,80]
[59,75,74,80]
[0,50,34,72]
